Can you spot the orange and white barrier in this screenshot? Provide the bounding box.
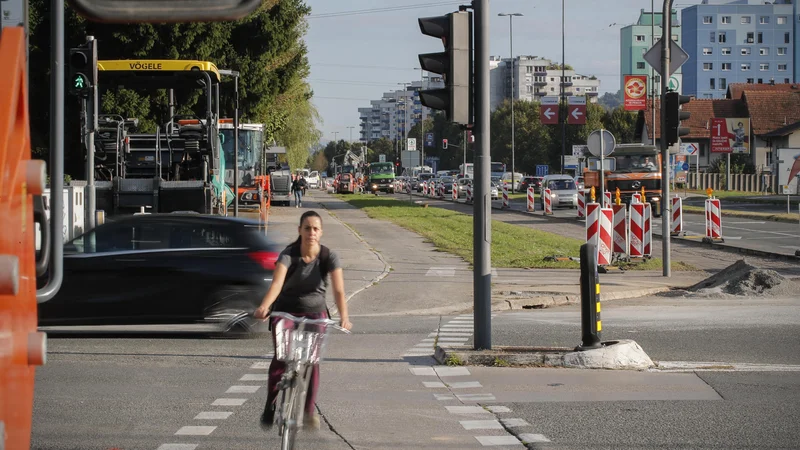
[611,204,628,256]
[671,196,683,236]
[422,181,428,196]
[586,202,613,266]
[577,190,586,219]
[629,203,645,258]
[543,188,553,215]
[466,185,473,204]
[643,203,652,257]
[527,186,535,212]
[452,183,458,201]
[604,191,612,209]
[502,184,509,208]
[440,183,445,198]
[632,192,642,204]
[705,198,722,239]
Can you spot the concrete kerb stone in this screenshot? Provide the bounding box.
[495,286,673,311]
[435,339,655,371]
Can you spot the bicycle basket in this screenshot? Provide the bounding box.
[274,328,327,364]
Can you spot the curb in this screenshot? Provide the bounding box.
[495,286,673,310]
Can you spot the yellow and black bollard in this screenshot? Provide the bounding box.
[577,243,602,350]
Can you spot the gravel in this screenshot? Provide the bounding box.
[664,259,800,298]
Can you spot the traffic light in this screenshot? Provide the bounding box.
[69,39,97,96]
[664,91,691,147]
[442,138,448,149]
[418,10,472,125]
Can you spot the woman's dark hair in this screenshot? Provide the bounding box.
[292,210,322,246]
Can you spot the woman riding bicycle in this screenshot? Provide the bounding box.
[254,210,352,430]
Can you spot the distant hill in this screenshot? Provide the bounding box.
[598,90,622,111]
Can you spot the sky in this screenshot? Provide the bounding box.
[304,0,694,143]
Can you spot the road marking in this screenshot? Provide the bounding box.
[460,419,503,430]
[409,367,436,376]
[447,381,482,388]
[226,385,260,394]
[421,337,469,343]
[434,367,471,376]
[429,332,473,337]
[239,374,268,381]
[653,361,800,372]
[501,418,530,427]
[518,433,552,443]
[211,398,247,406]
[447,320,473,324]
[157,445,198,450]
[475,435,522,446]
[174,426,216,436]
[486,405,511,413]
[446,406,491,414]
[434,393,456,400]
[425,267,456,277]
[194,411,233,420]
[250,361,269,369]
[456,393,496,401]
[423,381,447,388]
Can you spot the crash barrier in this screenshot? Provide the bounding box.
[604,191,612,209]
[688,172,775,193]
[452,184,458,201]
[423,181,429,196]
[406,181,411,194]
[577,243,602,349]
[611,204,628,257]
[466,185,473,204]
[439,183,444,199]
[543,188,553,215]
[632,192,642,204]
[629,203,645,258]
[577,190,586,219]
[704,198,723,240]
[585,202,612,266]
[643,203,652,257]
[671,196,683,236]
[527,186,535,212]
[502,184,509,208]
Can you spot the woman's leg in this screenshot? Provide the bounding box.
[263,316,289,424]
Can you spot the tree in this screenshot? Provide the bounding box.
[601,106,638,144]
[274,81,322,171]
[491,99,551,175]
[598,90,623,111]
[310,151,328,172]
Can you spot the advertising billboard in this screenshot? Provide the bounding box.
[710,118,750,154]
[623,75,647,111]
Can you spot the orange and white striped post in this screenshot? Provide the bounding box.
[527,186,535,212]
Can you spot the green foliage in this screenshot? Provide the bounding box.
[310,151,328,173]
[598,90,623,111]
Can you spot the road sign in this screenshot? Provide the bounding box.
[682,162,690,171]
[668,76,680,92]
[1,0,24,29]
[425,132,434,147]
[572,144,588,156]
[679,142,698,156]
[536,165,549,177]
[568,105,586,125]
[643,38,689,76]
[407,138,417,151]
[379,154,386,163]
[540,96,559,125]
[563,155,579,169]
[586,129,616,157]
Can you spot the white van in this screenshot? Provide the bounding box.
[307,170,320,189]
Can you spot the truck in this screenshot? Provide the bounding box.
[583,144,664,217]
[366,162,396,194]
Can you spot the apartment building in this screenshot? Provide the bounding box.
[358,76,444,143]
[620,8,682,94]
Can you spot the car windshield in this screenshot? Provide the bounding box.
[440,176,453,183]
[616,155,658,172]
[548,179,576,190]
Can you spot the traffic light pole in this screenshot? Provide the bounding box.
[660,0,672,277]
[473,0,491,350]
[86,36,97,231]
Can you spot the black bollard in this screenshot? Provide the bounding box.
[577,243,602,350]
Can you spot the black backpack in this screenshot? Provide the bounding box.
[284,243,332,282]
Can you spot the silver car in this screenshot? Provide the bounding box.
[541,175,578,208]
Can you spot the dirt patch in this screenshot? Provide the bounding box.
[669,259,800,297]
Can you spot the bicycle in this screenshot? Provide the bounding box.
[269,311,350,450]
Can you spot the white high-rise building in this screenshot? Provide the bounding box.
[358,76,444,143]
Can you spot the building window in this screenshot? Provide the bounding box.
[757,32,763,44]
[760,63,769,71]
[721,16,731,24]
[778,47,787,55]
[526,85,533,93]
[636,35,646,42]
[709,78,716,90]
[742,63,751,71]
[526,66,533,73]
[742,47,751,55]
[703,63,713,71]
[722,47,731,55]
[777,16,787,25]
[760,16,769,24]
[710,32,716,43]
[746,32,754,43]
[785,78,791,84]
[758,78,763,84]
[720,78,727,90]
[760,48,769,55]
[719,32,727,43]
[778,64,787,71]
[785,32,791,43]
[741,16,751,24]
[703,48,713,55]
[704,16,713,24]
[722,63,731,71]
[636,62,645,69]
[672,35,679,42]
[746,78,754,83]
[703,93,714,99]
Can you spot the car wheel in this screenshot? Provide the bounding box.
[204,286,264,338]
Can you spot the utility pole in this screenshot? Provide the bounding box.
[85,36,97,231]
[419,68,425,168]
[560,0,566,174]
[660,0,673,278]
[473,0,491,350]
[499,12,523,192]
[651,0,657,147]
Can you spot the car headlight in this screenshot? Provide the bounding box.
[551,193,557,198]
[651,196,660,202]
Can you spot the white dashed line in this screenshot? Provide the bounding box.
[250,361,270,369]
[434,367,470,376]
[430,332,472,337]
[174,426,216,436]
[409,367,436,376]
[434,393,456,400]
[211,398,248,406]
[456,393,496,401]
[423,381,447,388]
[501,418,530,427]
[157,445,198,450]
[194,411,233,420]
[226,385,261,394]
[447,381,482,388]
[239,374,269,381]
[475,435,523,446]
[460,419,503,430]
[445,406,491,414]
[518,433,552,443]
[425,267,456,277]
[485,406,511,413]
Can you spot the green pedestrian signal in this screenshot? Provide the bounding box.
[73,73,89,89]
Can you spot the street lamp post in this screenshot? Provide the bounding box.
[499,12,523,192]
[347,126,355,143]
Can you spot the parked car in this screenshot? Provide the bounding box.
[540,174,578,209]
[37,214,281,334]
[574,176,585,190]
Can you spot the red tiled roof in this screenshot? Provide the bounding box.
[741,91,800,135]
[641,98,745,140]
[726,82,800,100]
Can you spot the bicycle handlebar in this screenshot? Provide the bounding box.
[269,311,351,334]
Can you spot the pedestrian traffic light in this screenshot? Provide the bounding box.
[664,91,691,147]
[69,40,97,96]
[442,138,448,149]
[417,10,472,125]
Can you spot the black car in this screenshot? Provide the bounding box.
[520,176,542,193]
[38,214,281,333]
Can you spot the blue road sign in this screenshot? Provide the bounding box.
[425,132,434,147]
[536,165,549,177]
[682,162,690,171]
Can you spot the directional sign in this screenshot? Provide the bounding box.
[407,138,417,151]
[540,96,559,125]
[679,142,699,156]
[572,144,588,156]
[536,165,549,177]
[425,132,434,147]
[568,105,586,124]
[682,162,690,171]
[643,38,689,76]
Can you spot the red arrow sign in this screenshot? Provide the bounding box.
[540,106,558,125]
[568,105,586,125]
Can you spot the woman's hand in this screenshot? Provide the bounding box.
[253,304,271,320]
[339,317,352,331]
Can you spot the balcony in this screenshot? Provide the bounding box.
[534,70,547,76]
[534,91,547,96]
[560,81,573,87]
[534,80,547,86]
[586,91,599,96]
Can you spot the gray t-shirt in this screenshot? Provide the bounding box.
[273,246,341,314]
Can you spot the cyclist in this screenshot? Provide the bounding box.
[253,210,352,430]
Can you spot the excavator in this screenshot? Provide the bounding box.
[0,1,260,448]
